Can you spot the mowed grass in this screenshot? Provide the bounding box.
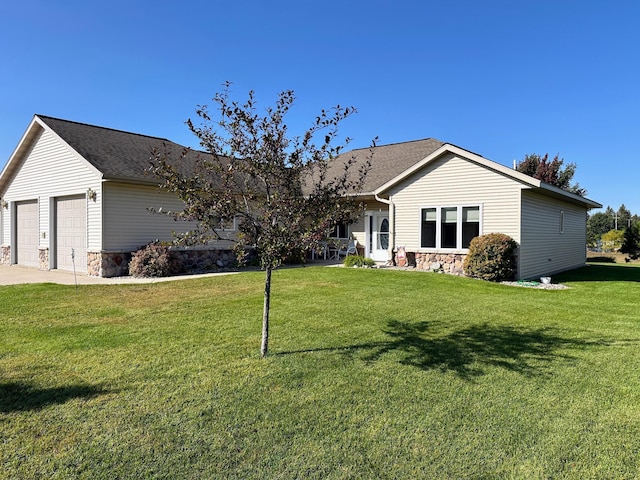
[1,264,640,479]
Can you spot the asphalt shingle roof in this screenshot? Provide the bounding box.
[39,115,447,193]
[322,138,446,194]
[38,115,199,183]
[3,116,599,209]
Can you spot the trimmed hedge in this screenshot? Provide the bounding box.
[463,233,518,282]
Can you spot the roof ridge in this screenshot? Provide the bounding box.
[346,137,444,152]
[36,114,175,144]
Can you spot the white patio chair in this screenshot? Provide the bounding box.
[337,239,358,258]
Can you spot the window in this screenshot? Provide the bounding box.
[421,208,436,248]
[441,207,458,248]
[331,222,349,239]
[420,205,481,250]
[462,206,480,248]
[559,210,565,234]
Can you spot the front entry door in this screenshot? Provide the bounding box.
[369,213,389,262]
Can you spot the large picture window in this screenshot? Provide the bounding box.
[420,205,481,250]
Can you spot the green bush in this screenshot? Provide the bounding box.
[463,233,518,282]
[129,242,183,278]
[343,255,376,268]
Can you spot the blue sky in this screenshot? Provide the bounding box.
[1,0,638,213]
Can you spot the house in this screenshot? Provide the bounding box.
[0,115,236,277]
[326,139,601,279]
[0,115,601,279]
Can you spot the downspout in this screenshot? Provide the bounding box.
[374,192,394,264]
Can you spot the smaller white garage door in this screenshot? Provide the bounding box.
[56,195,87,272]
[16,200,39,267]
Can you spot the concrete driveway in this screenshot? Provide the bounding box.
[0,264,239,286]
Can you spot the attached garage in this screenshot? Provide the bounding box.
[16,200,39,267]
[55,195,87,271]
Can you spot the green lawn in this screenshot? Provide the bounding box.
[1,264,640,479]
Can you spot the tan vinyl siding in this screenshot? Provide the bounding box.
[519,190,587,279]
[349,215,366,248]
[102,182,237,251]
[388,153,522,252]
[3,128,102,251]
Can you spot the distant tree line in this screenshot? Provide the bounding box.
[588,204,640,258]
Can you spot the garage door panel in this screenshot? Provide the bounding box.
[56,195,86,272]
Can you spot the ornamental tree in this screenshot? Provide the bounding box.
[601,229,624,252]
[151,83,374,357]
[516,153,586,196]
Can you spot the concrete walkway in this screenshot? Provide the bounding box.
[0,264,240,286]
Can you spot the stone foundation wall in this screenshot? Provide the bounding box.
[88,251,131,277]
[1,245,9,265]
[38,248,49,270]
[88,248,236,278]
[173,248,236,272]
[399,251,466,276]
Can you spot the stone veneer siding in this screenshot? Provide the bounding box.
[88,251,131,277]
[396,251,466,276]
[38,248,49,270]
[88,248,236,278]
[1,246,9,265]
[174,249,236,272]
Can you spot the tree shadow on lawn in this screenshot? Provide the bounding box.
[0,381,110,413]
[365,320,609,379]
[278,320,614,380]
[555,263,640,283]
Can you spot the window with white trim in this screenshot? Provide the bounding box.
[330,221,349,239]
[420,205,480,249]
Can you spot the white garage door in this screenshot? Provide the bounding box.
[56,195,87,272]
[16,200,39,267]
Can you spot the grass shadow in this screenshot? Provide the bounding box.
[0,381,110,413]
[555,263,640,283]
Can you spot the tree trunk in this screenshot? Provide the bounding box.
[261,266,272,358]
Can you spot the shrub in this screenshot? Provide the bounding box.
[463,233,518,282]
[129,242,183,278]
[343,255,376,268]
